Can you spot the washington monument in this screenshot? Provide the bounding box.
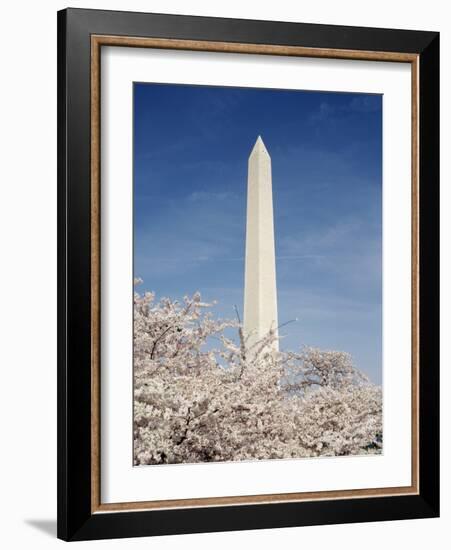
[243,136,279,351]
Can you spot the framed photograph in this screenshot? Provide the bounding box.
[57,8,439,541]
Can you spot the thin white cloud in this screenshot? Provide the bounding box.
[188,190,236,202]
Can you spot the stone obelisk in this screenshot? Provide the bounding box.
[243,136,279,352]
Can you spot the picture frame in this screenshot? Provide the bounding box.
[57,7,439,541]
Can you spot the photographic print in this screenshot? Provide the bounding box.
[133,83,383,466]
[58,11,439,539]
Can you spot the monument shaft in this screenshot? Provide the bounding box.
[243,136,279,351]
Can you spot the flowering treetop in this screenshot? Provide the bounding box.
[133,281,382,466]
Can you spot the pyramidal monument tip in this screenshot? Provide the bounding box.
[251,135,269,154]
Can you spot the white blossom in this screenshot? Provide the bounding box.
[133,281,382,465]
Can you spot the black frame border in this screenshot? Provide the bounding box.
[57,8,439,541]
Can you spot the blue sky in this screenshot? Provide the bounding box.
[134,83,382,384]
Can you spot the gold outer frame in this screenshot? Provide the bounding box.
[90,35,419,514]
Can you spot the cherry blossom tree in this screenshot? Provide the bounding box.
[133,280,382,465]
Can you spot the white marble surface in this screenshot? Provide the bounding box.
[244,136,279,350]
